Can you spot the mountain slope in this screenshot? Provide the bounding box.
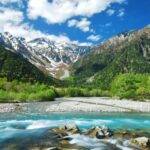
[0,45,56,84]
[71,27,150,89]
[0,33,91,79]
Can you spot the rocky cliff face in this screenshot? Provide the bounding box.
[0,26,149,81]
[0,32,91,79]
[94,27,150,58]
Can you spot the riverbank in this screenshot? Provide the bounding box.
[0,97,150,113]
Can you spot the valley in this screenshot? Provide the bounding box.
[0,32,91,79]
[0,26,149,101]
[0,0,149,150]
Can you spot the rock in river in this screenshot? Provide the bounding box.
[130,137,150,148]
[85,126,113,139]
[52,124,80,138]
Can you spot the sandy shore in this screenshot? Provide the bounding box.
[0,97,150,113]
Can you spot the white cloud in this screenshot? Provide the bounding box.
[87,34,101,42]
[4,23,44,41]
[3,23,92,46]
[106,9,115,16]
[0,6,91,46]
[68,18,91,32]
[77,42,92,46]
[0,8,41,40]
[27,0,125,24]
[117,9,125,17]
[0,7,24,32]
[68,19,77,27]
[0,0,126,46]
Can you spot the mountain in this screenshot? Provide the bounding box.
[0,32,91,79]
[0,26,149,87]
[0,45,57,84]
[71,27,150,89]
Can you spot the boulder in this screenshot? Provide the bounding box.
[52,127,68,138]
[52,124,80,138]
[85,126,113,139]
[130,137,150,148]
[59,140,69,145]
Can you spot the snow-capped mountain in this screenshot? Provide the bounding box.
[0,32,91,79]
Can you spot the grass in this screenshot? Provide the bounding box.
[55,87,110,97]
[0,78,56,102]
[0,73,149,102]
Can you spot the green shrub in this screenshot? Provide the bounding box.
[55,87,110,97]
[66,88,83,97]
[111,73,150,100]
[15,92,28,102]
[0,90,15,102]
[0,73,149,102]
[0,78,56,102]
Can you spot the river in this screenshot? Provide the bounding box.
[0,111,149,150]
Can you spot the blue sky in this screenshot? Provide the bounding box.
[0,0,150,46]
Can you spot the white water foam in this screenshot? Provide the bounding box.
[68,134,135,150]
[0,118,149,131]
[69,134,107,149]
[26,119,114,130]
[26,120,57,129]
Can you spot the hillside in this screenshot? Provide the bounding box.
[71,27,150,89]
[0,32,91,79]
[0,46,56,84]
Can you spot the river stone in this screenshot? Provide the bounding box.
[61,124,80,133]
[85,126,113,139]
[59,140,69,145]
[130,137,150,148]
[114,130,137,139]
[52,124,80,137]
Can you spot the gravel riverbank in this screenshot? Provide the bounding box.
[0,97,150,113]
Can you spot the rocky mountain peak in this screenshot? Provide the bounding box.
[0,32,91,79]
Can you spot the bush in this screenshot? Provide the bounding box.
[66,88,83,97]
[111,73,150,100]
[55,87,110,97]
[0,78,57,102]
[28,89,56,101]
[0,90,16,102]
[0,73,149,102]
[15,92,28,102]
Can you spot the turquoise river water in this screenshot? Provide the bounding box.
[0,112,149,150]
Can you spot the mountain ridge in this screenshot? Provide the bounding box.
[71,26,150,89]
[0,26,149,84]
[0,32,91,79]
[0,45,57,84]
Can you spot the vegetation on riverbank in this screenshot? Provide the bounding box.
[0,73,149,102]
[111,73,150,100]
[55,87,110,97]
[0,28,149,102]
[0,78,56,102]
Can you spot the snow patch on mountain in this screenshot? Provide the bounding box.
[0,32,91,79]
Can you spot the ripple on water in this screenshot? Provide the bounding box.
[0,112,149,149]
